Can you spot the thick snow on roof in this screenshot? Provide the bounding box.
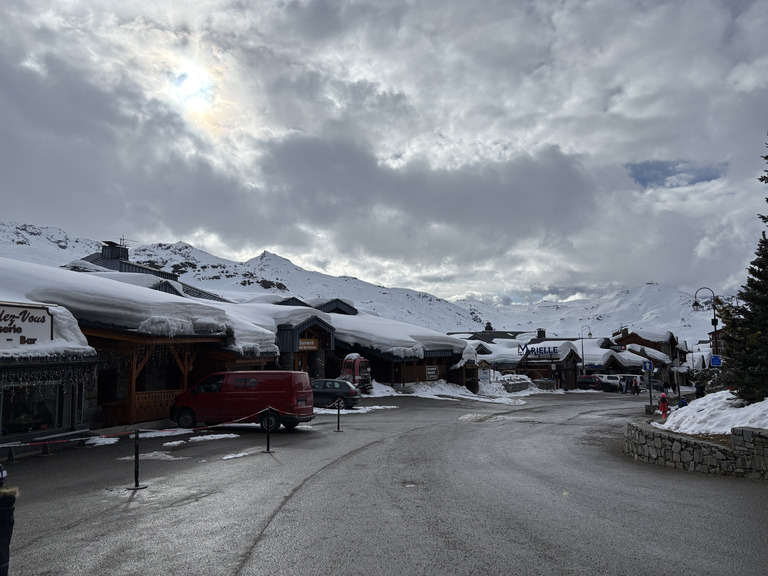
[330,311,472,359]
[1,257,473,361]
[1,259,95,358]
[214,302,333,333]
[628,329,674,343]
[625,343,671,364]
[465,336,653,369]
[467,339,581,364]
[90,271,186,293]
[0,257,278,358]
[306,297,355,307]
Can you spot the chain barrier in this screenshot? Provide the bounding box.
[0,403,348,489]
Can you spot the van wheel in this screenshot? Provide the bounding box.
[177,409,196,429]
[259,410,281,433]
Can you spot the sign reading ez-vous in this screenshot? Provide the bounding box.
[0,302,54,348]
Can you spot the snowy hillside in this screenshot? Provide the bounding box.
[0,222,103,266]
[0,222,721,345]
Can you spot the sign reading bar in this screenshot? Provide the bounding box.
[0,302,54,348]
[298,338,319,351]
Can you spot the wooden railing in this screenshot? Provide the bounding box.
[132,390,182,423]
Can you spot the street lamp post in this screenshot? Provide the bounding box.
[693,287,719,358]
[580,325,592,375]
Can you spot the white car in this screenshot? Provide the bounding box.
[595,374,621,391]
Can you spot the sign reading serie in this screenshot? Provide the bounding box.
[0,302,54,348]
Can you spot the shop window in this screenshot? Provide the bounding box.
[1,381,60,434]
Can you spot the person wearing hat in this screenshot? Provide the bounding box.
[0,463,17,576]
[658,393,669,419]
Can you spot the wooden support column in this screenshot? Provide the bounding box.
[126,345,155,423]
[170,344,198,390]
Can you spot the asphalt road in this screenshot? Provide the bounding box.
[6,392,768,575]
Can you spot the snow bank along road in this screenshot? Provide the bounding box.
[8,393,768,576]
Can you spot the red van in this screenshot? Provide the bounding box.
[171,371,314,432]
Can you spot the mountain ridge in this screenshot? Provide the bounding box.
[0,221,716,346]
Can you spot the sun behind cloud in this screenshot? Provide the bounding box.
[168,60,213,112]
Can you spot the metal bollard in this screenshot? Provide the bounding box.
[335,400,343,433]
[261,408,275,454]
[127,430,148,491]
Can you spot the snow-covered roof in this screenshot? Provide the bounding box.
[615,329,675,344]
[1,257,473,363]
[0,257,278,358]
[625,343,671,364]
[329,311,472,359]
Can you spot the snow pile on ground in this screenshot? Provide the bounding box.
[365,377,558,406]
[656,391,768,435]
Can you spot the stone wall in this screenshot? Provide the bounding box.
[624,421,768,481]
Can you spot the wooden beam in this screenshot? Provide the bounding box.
[80,326,223,345]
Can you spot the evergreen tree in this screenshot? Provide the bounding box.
[719,135,768,403]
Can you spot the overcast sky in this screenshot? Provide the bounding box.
[2,1,767,302]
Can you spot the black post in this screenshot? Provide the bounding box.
[262,409,274,454]
[335,401,343,433]
[127,430,147,491]
[647,371,652,407]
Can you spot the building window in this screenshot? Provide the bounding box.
[1,381,60,434]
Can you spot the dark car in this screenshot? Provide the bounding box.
[576,375,601,390]
[311,379,361,409]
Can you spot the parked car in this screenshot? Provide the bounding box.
[576,375,601,390]
[171,371,314,432]
[595,374,621,392]
[311,378,361,409]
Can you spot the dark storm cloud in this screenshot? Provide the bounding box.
[257,134,599,264]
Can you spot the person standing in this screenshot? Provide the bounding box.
[694,379,706,398]
[658,393,669,419]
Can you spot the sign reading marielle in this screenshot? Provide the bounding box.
[0,302,54,348]
[518,343,559,356]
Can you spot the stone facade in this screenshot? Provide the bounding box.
[625,421,767,481]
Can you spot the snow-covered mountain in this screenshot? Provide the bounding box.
[0,221,720,346]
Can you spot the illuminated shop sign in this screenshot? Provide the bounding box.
[0,302,53,348]
[518,343,558,356]
[298,338,319,351]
